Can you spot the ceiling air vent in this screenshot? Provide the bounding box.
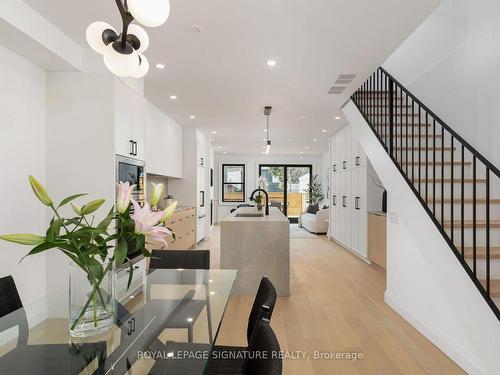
[328,73,356,95]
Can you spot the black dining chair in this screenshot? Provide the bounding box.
[207,317,282,375]
[0,275,29,346]
[206,277,277,373]
[242,318,282,375]
[149,249,210,270]
[149,250,212,342]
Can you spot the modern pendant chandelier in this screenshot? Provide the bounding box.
[264,106,272,154]
[86,0,170,78]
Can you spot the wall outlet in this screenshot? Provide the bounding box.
[389,211,398,224]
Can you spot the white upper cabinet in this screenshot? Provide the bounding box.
[145,103,183,178]
[115,80,146,160]
[131,94,146,161]
[114,80,134,158]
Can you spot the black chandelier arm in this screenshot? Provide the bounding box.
[115,0,135,50]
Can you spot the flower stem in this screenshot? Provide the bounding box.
[70,263,112,331]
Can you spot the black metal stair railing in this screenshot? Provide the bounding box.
[351,67,500,320]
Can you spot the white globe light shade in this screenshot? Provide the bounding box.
[131,54,149,78]
[86,22,115,55]
[128,0,170,28]
[103,44,139,77]
[128,24,149,53]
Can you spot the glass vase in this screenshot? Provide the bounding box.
[69,262,115,338]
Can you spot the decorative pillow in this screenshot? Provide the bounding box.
[306,203,319,214]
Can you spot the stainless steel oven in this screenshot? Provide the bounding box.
[116,155,146,206]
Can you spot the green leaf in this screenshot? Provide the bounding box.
[57,193,88,209]
[46,218,64,242]
[114,240,128,267]
[20,241,63,262]
[97,206,115,231]
[80,199,106,215]
[87,258,104,281]
[0,234,45,245]
[127,260,133,291]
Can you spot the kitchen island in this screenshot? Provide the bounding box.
[220,207,290,296]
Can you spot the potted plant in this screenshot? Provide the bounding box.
[165,194,174,206]
[0,177,177,338]
[252,194,264,211]
[305,174,324,205]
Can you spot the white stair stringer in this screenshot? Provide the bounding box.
[343,100,500,375]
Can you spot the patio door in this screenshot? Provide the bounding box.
[258,164,312,223]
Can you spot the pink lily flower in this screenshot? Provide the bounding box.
[116,181,136,214]
[131,199,172,248]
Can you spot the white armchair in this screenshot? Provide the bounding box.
[298,208,329,234]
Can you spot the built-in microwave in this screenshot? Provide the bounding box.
[116,155,146,206]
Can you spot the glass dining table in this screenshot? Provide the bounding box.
[0,268,237,375]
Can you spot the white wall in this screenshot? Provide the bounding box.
[344,101,500,375]
[0,46,48,324]
[383,0,500,167]
[214,153,323,221]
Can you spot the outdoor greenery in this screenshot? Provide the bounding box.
[305,174,324,204]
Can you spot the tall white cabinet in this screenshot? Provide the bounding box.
[169,128,209,243]
[330,125,368,259]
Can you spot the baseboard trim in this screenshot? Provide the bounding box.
[329,237,371,264]
[384,290,484,375]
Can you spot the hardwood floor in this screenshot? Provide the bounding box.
[197,225,465,375]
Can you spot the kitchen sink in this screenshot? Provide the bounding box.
[235,212,264,217]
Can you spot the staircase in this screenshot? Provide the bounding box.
[351,67,500,321]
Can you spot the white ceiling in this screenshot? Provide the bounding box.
[23,0,441,154]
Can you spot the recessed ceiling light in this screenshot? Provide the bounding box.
[156,63,165,69]
[334,116,341,120]
[211,131,217,134]
[322,129,327,133]
[187,318,193,322]
[169,95,177,100]
[217,146,222,149]
[189,115,196,119]
[264,129,268,132]
[263,138,267,141]
[223,151,227,154]
[305,146,310,149]
[267,60,277,67]
[313,138,317,142]
[300,151,304,154]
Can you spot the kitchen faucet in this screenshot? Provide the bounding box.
[249,189,269,216]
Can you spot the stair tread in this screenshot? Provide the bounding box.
[443,220,500,228]
[402,161,471,165]
[462,246,500,259]
[427,198,500,203]
[479,279,500,297]
[395,134,442,138]
[415,178,486,183]
[395,147,456,151]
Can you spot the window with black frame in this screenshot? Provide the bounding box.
[222,164,245,202]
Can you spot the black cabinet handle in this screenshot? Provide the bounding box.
[355,156,360,166]
[127,320,133,335]
[342,195,347,207]
[134,141,138,156]
[333,164,337,172]
[342,161,347,169]
[355,196,360,210]
[130,140,134,156]
[200,157,204,166]
[131,317,136,332]
[332,195,336,206]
